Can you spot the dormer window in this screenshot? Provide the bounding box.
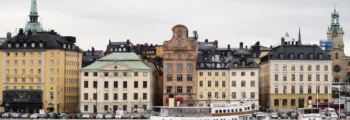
[279,54,284,59]
[211,63,215,67]
[253,53,257,57]
[123,48,126,51]
[110,48,113,51]
[31,43,35,47]
[16,43,19,48]
[68,44,71,49]
[119,48,122,51]
[204,57,208,61]
[63,44,66,49]
[72,45,75,49]
[318,54,323,59]
[299,54,304,59]
[200,63,204,68]
[242,61,245,67]
[289,54,294,59]
[309,54,314,59]
[233,63,238,67]
[23,43,27,47]
[8,44,11,48]
[39,43,43,47]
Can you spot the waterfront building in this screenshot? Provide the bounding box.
[250,41,272,64]
[163,24,198,106]
[259,37,332,111]
[0,0,82,113]
[79,53,153,113]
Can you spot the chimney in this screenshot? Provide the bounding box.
[288,41,291,45]
[214,40,218,48]
[245,45,247,49]
[27,30,33,36]
[228,44,230,50]
[270,45,272,48]
[150,44,153,47]
[205,39,208,42]
[256,41,260,46]
[291,41,294,45]
[18,28,24,35]
[239,42,243,49]
[126,39,130,44]
[168,94,175,107]
[6,32,11,39]
[281,37,285,45]
[296,41,299,45]
[92,47,95,55]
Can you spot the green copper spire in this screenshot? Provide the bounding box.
[25,0,43,32]
[328,4,343,34]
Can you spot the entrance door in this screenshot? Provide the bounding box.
[298,99,304,108]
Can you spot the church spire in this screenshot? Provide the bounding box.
[25,0,43,32]
[298,27,301,43]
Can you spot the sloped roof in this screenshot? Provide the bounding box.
[99,53,141,61]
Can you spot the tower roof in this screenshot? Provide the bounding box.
[25,0,43,32]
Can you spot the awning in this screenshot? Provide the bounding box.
[165,97,184,103]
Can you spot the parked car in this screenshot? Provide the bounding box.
[133,114,141,119]
[321,112,326,119]
[68,113,80,119]
[96,114,104,119]
[123,114,132,119]
[2,113,10,118]
[290,112,297,119]
[271,112,278,119]
[21,113,30,119]
[280,112,288,119]
[30,113,39,119]
[141,114,150,119]
[337,111,346,119]
[38,113,47,118]
[82,114,91,119]
[11,113,21,118]
[115,113,123,119]
[105,114,114,119]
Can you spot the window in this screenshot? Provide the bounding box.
[104,105,108,111]
[300,65,304,71]
[188,54,192,59]
[177,86,183,93]
[231,72,236,76]
[242,92,246,98]
[50,92,54,100]
[283,99,287,106]
[134,81,138,88]
[50,52,54,56]
[222,92,226,98]
[187,74,192,81]
[199,81,203,87]
[6,60,9,65]
[274,99,279,106]
[167,74,172,81]
[208,72,212,76]
[316,86,320,93]
[38,60,41,65]
[14,60,17,65]
[143,72,147,76]
[324,65,328,71]
[38,69,41,74]
[113,81,118,88]
[291,86,295,93]
[308,86,312,93]
[84,93,88,100]
[283,64,287,71]
[274,64,279,71]
[215,81,219,87]
[291,74,295,81]
[123,93,127,100]
[166,86,172,93]
[222,72,226,76]
[123,105,127,111]
[208,81,212,87]
[316,65,320,71]
[324,74,328,81]
[114,72,118,77]
[215,92,219,98]
[308,74,312,81]
[134,72,138,77]
[84,72,89,76]
[50,60,54,65]
[299,86,303,94]
[324,86,329,93]
[215,72,219,76]
[241,81,246,87]
[143,81,147,88]
[143,93,147,100]
[22,78,25,82]
[84,105,88,111]
[104,72,109,77]
[208,92,212,98]
[250,72,255,76]
[134,93,138,100]
[274,74,278,81]
[316,74,320,81]
[283,86,287,93]
[123,81,127,88]
[232,81,236,87]
[241,72,245,76]
[178,53,182,59]
[291,64,295,71]
[22,60,25,65]
[93,72,98,76]
[187,86,193,93]
[167,64,172,71]
[84,81,88,88]
[232,92,236,99]
[308,65,312,71]
[250,81,255,87]
[250,92,255,99]
[113,93,118,100]
[177,63,182,71]
[222,81,226,87]
[50,78,54,83]
[167,53,172,59]
[300,74,304,81]
[104,81,108,88]
[283,74,287,81]
[177,74,183,81]
[14,78,17,82]
[30,69,33,74]
[123,72,127,77]
[199,72,203,76]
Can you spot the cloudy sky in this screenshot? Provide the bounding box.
[1,0,349,54]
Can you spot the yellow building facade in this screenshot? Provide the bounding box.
[0,29,82,113]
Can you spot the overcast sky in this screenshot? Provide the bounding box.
[1,0,350,54]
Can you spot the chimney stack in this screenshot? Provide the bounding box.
[270,45,272,48]
[245,45,247,49]
[281,37,285,45]
[6,32,11,39]
[228,44,230,50]
[239,42,243,49]
[205,39,208,42]
[92,47,95,55]
[214,40,218,48]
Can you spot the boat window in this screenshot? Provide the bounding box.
[231,109,234,112]
[215,110,218,113]
[235,109,237,112]
[223,110,226,113]
[219,110,222,113]
[247,107,250,110]
[239,109,242,112]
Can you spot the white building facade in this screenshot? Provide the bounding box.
[79,53,153,113]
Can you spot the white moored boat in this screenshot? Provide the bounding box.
[297,108,322,120]
[150,96,267,120]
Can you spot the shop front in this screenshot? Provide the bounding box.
[1,90,43,113]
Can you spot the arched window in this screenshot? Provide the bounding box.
[318,54,323,59]
[178,40,182,48]
[336,53,339,59]
[279,54,284,59]
[289,53,294,59]
[309,54,313,59]
[299,54,304,59]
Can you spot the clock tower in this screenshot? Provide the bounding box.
[328,7,346,82]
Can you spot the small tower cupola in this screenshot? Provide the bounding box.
[25,0,43,33]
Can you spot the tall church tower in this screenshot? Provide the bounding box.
[25,0,43,32]
[328,7,346,82]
